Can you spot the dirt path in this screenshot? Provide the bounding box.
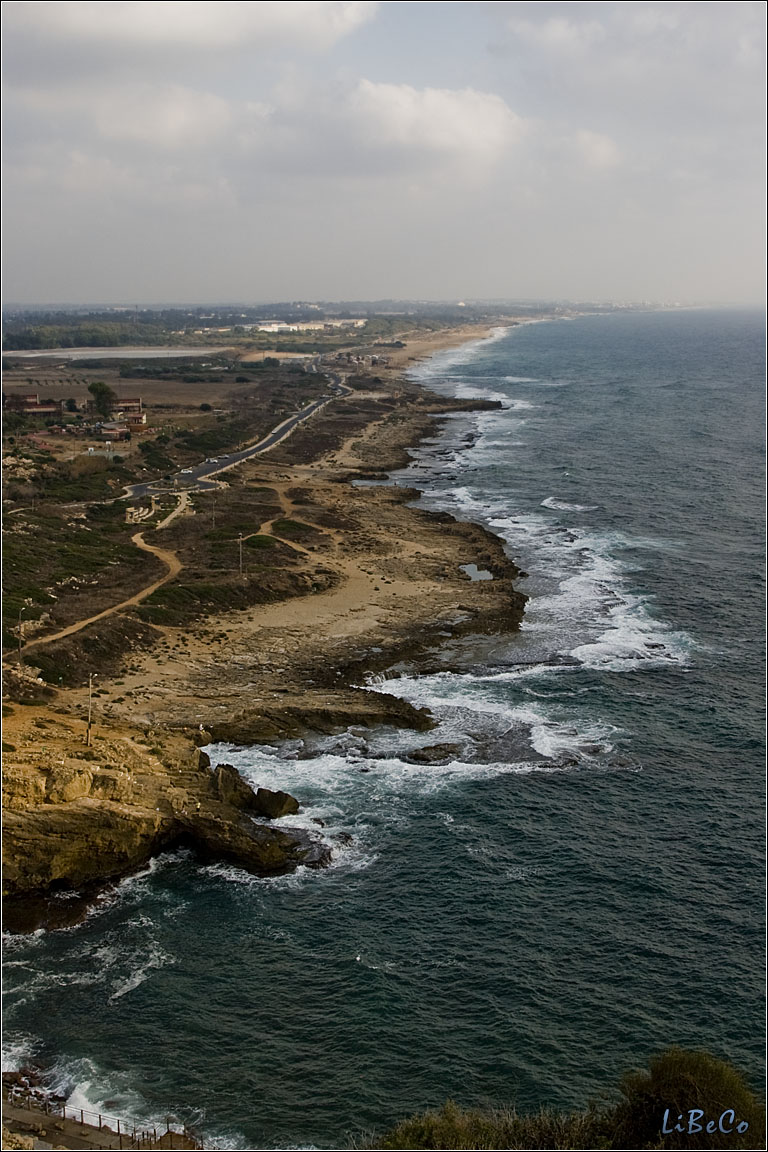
[22,533,181,653]
[155,490,191,530]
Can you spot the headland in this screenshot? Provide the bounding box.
[2,322,528,935]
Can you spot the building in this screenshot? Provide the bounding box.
[4,393,64,417]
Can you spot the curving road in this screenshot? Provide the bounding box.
[125,377,351,501]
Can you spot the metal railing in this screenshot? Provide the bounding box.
[3,1083,217,1149]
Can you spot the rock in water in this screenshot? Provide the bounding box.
[253,787,300,819]
[405,743,462,764]
[212,763,259,810]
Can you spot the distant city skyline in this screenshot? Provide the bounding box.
[2,1,765,306]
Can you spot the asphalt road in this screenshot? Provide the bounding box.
[124,378,350,501]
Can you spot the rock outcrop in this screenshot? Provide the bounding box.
[1,717,328,932]
[253,787,300,819]
[406,743,463,764]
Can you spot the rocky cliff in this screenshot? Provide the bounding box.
[1,708,329,931]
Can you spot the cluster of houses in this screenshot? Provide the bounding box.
[4,393,147,441]
[335,352,390,367]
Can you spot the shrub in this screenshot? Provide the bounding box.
[370,1051,765,1151]
[609,1048,765,1150]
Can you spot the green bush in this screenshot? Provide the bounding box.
[374,1100,607,1150]
[370,1050,765,1151]
[609,1048,765,1150]
[244,534,278,549]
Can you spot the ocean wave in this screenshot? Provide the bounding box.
[541,497,599,512]
[2,1030,39,1073]
[372,673,617,765]
[407,326,511,382]
[41,1056,244,1149]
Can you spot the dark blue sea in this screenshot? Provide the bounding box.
[3,309,765,1149]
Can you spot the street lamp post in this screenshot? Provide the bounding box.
[86,673,97,745]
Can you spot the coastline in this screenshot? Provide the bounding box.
[2,321,527,928]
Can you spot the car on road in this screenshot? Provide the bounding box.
[180,468,193,474]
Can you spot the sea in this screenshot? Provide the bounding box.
[3,308,765,1149]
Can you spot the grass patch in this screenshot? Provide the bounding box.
[271,518,318,539]
[244,534,278,550]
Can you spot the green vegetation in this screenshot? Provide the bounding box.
[272,518,319,539]
[88,381,117,417]
[244,534,278,549]
[135,576,301,626]
[370,1049,765,1150]
[610,1048,766,1150]
[2,508,155,649]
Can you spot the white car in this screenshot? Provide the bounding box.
[180,468,193,474]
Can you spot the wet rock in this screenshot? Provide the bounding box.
[253,787,300,819]
[212,763,259,811]
[406,743,462,765]
[179,808,326,874]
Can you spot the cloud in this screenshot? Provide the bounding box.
[572,129,621,169]
[12,83,233,150]
[348,81,523,166]
[3,0,379,53]
[507,14,607,57]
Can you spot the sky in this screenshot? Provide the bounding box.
[2,1,765,306]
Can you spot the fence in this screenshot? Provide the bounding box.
[2,1083,218,1149]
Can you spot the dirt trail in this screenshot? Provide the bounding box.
[155,490,191,530]
[22,533,181,652]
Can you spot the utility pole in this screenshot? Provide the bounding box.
[211,493,216,529]
[86,673,97,745]
[17,605,27,666]
[238,533,244,578]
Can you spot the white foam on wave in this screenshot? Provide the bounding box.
[2,1031,38,1073]
[42,1055,245,1150]
[452,383,536,411]
[569,594,692,670]
[541,496,599,512]
[372,673,617,763]
[107,937,174,1003]
[407,325,511,383]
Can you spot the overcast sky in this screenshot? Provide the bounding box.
[2,1,765,305]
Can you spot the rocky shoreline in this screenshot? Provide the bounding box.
[2,327,528,932]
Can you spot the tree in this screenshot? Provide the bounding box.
[88,381,117,418]
[65,398,78,412]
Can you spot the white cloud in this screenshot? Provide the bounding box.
[507,14,607,56]
[350,81,523,165]
[2,1,378,53]
[573,129,621,170]
[94,85,232,149]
